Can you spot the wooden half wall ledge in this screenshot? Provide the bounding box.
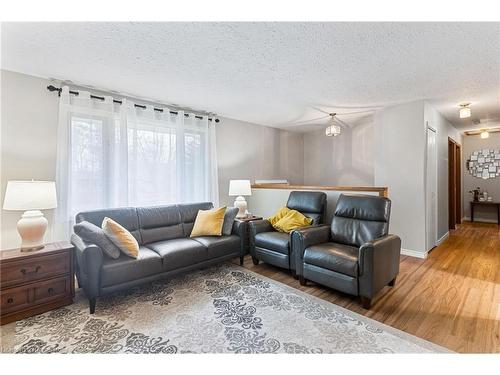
[251,184,389,198]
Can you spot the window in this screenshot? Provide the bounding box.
[54,88,218,238]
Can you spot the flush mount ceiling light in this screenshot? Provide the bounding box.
[325,113,342,137]
[480,130,490,139]
[459,103,471,119]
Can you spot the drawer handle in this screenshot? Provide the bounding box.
[20,266,41,275]
[48,287,54,294]
[7,298,14,304]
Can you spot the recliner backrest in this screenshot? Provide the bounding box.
[331,194,391,247]
[76,207,142,243]
[286,191,327,225]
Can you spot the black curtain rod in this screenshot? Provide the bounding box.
[47,85,220,123]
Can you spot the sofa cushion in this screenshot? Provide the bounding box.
[102,217,140,258]
[178,202,214,236]
[137,205,183,244]
[222,207,239,236]
[254,232,290,255]
[145,238,208,271]
[76,207,141,243]
[74,220,121,259]
[100,246,163,287]
[273,209,313,233]
[190,207,226,237]
[192,235,240,258]
[304,242,359,277]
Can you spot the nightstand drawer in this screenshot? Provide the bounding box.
[0,286,31,314]
[1,253,70,288]
[33,277,71,304]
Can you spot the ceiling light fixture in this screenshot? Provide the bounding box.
[480,130,489,139]
[459,103,471,119]
[325,113,341,137]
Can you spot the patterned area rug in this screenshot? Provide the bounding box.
[1,263,449,353]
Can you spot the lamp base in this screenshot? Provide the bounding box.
[234,196,248,218]
[17,210,48,252]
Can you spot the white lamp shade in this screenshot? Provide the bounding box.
[229,180,252,196]
[3,181,57,211]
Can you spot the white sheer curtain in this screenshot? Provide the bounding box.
[54,86,219,240]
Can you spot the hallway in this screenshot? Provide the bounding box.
[235,222,500,352]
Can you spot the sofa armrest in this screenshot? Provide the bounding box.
[71,233,103,299]
[231,220,246,256]
[358,234,401,298]
[291,225,331,275]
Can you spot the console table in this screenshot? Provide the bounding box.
[470,201,500,225]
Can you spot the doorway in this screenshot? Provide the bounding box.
[448,138,462,230]
[426,127,438,251]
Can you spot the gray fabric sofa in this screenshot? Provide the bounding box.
[71,202,245,313]
[292,194,401,308]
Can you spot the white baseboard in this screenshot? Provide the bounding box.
[463,216,498,224]
[401,248,428,259]
[437,232,449,246]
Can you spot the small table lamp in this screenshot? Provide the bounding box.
[2,180,58,251]
[229,180,252,218]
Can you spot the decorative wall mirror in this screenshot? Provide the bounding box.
[467,149,500,179]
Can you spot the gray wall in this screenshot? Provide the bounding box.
[374,100,428,255]
[462,132,500,222]
[303,119,374,186]
[216,117,304,207]
[0,70,304,248]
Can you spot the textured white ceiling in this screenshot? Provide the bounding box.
[1,22,499,132]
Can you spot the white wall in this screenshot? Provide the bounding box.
[1,70,60,249]
[462,132,500,222]
[0,70,304,248]
[374,100,427,255]
[303,119,374,186]
[424,102,462,240]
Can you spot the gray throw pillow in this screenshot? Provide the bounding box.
[221,206,239,236]
[74,221,121,259]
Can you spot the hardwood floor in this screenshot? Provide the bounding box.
[231,222,500,353]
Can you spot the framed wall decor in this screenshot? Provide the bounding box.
[467,149,500,179]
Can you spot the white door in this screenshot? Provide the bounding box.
[426,126,438,251]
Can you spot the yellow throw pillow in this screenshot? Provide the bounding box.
[268,206,291,226]
[102,217,139,258]
[190,207,226,237]
[273,209,313,233]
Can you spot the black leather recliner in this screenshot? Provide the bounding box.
[249,191,327,276]
[292,194,401,308]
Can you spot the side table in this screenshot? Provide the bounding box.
[0,241,75,325]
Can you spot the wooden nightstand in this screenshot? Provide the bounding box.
[0,241,75,325]
[235,215,263,255]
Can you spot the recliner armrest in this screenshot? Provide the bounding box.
[291,225,331,254]
[291,225,331,275]
[358,234,401,298]
[249,219,273,237]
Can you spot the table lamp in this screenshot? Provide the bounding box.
[2,180,58,251]
[229,180,252,218]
